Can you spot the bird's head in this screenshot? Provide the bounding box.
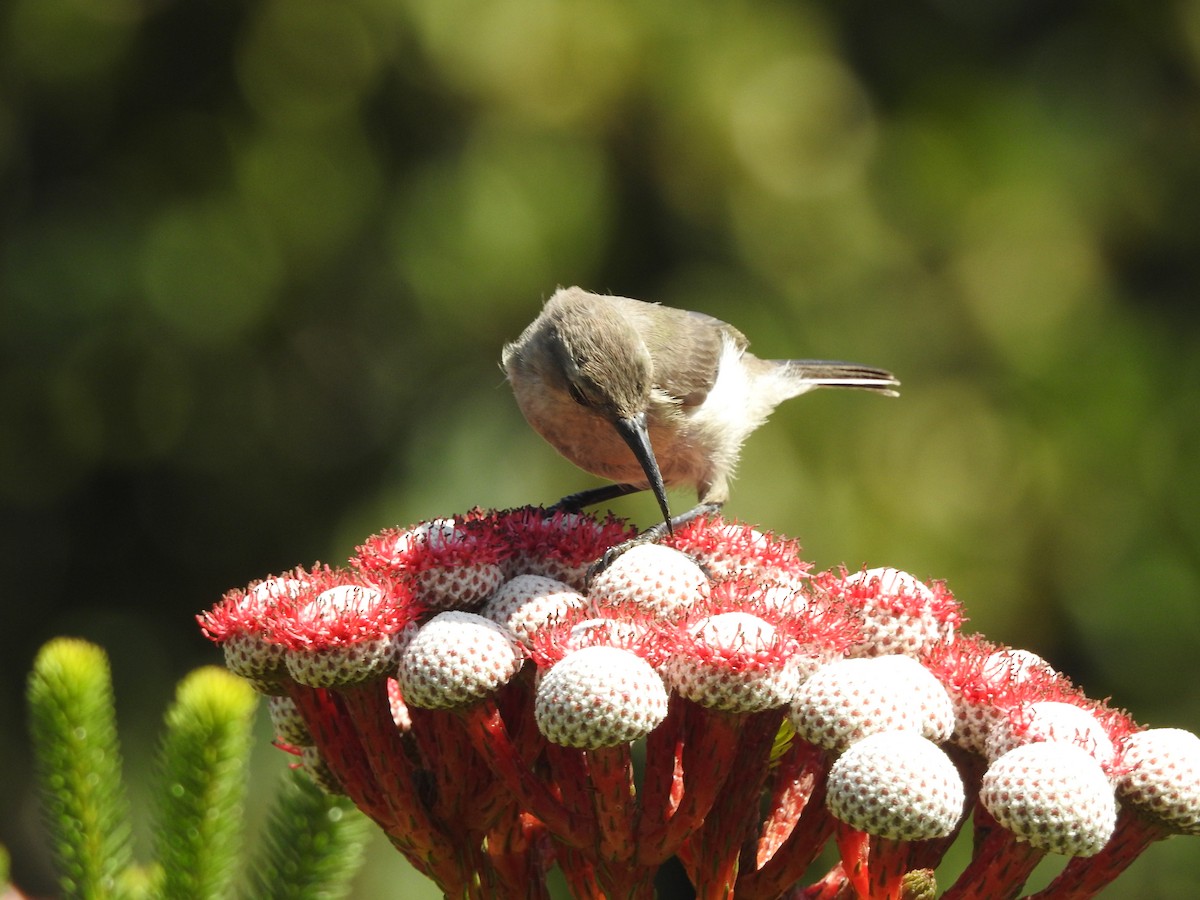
[506,288,673,530]
[551,319,651,423]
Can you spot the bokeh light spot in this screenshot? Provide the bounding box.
[234,129,381,269]
[140,198,283,344]
[403,0,639,126]
[730,55,877,199]
[388,129,610,334]
[953,189,1104,372]
[5,0,140,86]
[236,0,383,126]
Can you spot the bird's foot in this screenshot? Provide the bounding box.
[585,502,723,582]
[587,531,656,581]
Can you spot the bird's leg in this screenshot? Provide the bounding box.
[586,502,724,582]
[645,501,724,541]
[550,483,645,513]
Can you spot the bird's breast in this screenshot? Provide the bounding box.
[510,376,708,489]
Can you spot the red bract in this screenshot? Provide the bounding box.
[197,565,327,692]
[198,566,321,643]
[265,568,417,651]
[665,517,811,584]
[484,505,638,588]
[199,508,1198,899]
[815,565,965,658]
[527,607,669,670]
[354,514,508,609]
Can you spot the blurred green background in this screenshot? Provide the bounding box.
[2,0,1198,896]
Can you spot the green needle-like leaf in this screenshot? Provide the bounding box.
[244,768,371,900]
[153,667,257,900]
[27,638,136,899]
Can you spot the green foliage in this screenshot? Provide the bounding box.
[245,769,372,900]
[27,639,136,899]
[153,667,257,900]
[769,718,794,766]
[24,639,371,899]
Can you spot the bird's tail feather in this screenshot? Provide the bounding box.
[776,360,900,396]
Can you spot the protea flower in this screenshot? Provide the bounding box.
[199,508,1198,898]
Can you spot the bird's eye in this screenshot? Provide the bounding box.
[571,381,604,405]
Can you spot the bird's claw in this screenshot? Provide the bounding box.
[584,502,723,584]
[586,532,656,583]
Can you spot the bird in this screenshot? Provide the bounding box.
[502,286,899,537]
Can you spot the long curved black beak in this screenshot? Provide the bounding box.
[613,412,673,533]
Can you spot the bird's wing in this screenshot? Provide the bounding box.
[627,302,749,408]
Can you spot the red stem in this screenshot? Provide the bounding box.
[835,824,871,900]
[868,836,910,900]
[456,698,590,848]
[684,708,787,899]
[1025,806,1169,899]
[591,744,659,898]
[588,744,637,864]
[407,706,510,834]
[287,684,394,828]
[557,846,605,899]
[754,738,828,868]
[638,700,743,865]
[940,822,1045,900]
[737,751,835,900]
[800,863,855,899]
[337,683,472,884]
[636,693,687,839]
[483,807,553,899]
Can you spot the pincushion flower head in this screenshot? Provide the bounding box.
[198,567,317,692]
[588,541,711,621]
[479,573,588,647]
[791,654,955,750]
[397,610,524,709]
[663,579,848,715]
[354,515,506,608]
[1118,728,1200,834]
[273,572,419,688]
[827,731,965,841]
[815,565,963,658]
[982,741,1118,856]
[535,644,670,747]
[667,608,801,713]
[665,518,811,585]
[199,507,1199,899]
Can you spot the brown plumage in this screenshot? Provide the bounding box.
[502,286,898,530]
